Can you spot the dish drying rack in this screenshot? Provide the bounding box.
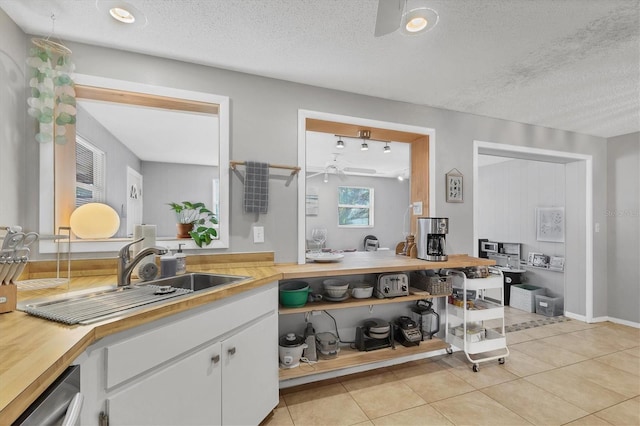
[11,227,71,291]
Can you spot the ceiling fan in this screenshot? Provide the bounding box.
[374,0,439,37]
[306,153,377,180]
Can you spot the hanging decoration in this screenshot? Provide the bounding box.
[26,14,76,144]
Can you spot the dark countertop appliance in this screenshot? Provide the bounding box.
[417,217,449,261]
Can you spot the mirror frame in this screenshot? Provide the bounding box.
[297,109,437,264]
[39,73,230,253]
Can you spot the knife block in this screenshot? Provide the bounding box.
[0,284,17,313]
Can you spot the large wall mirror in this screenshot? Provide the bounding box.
[297,110,436,264]
[39,74,229,253]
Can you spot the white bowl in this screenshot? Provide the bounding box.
[351,284,373,299]
[323,278,349,298]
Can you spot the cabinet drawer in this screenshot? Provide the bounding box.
[105,283,276,389]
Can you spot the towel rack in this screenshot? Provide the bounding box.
[229,161,301,176]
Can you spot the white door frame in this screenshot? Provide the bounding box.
[297,110,437,264]
[473,140,594,322]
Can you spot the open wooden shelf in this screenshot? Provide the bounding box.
[279,293,449,315]
[279,338,449,381]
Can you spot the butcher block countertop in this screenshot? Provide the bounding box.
[0,251,491,424]
[279,251,495,279]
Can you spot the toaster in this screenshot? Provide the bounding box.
[375,273,409,298]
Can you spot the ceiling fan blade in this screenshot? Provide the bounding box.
[306,171,324,179]
[374,0,405,37]
[344,167,377,174]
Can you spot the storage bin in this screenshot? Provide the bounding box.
[411,273,453,295]
[535,295,564,316]
[510,284,546,312]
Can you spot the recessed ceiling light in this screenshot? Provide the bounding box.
[110,7,135,23]
[402,7,439,35]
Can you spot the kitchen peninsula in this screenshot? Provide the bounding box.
[0,251,493,424]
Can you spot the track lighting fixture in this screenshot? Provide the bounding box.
[361,142,369,151]
[384,143,391,153]
[336,138,345,149]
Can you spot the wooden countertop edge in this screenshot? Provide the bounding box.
[0,269,283,424]
[1,253,493,423]
[1,330,96,425]
[277,254,495,279]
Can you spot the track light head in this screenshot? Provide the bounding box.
[361,142,369,151]
[384,143,391,153]
[336,138,344,149]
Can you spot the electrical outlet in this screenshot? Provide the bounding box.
[412,201,423,215]
[253,226,264,243]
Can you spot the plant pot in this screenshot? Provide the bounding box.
[176,223,194,239]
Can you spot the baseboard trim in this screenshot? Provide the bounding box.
[564,311,587,322]
[571,313,640,329]
[606,316,640,329]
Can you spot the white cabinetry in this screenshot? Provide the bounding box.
[444,269,509,371]
[78,283,278,425]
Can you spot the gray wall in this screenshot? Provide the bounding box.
[305,174,410,251]
[477,159,566,298]
[607,132,640,323]
[76,104,142,237]
[142,162,219,238]
[0,9,618,319]
[0,10,28,229]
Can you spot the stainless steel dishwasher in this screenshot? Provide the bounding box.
[13,365,83,426]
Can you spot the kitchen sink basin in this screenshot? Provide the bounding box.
[18,273,251,325]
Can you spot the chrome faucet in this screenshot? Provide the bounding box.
[117,238,167,287]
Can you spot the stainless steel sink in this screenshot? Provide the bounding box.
[18,273,251,325]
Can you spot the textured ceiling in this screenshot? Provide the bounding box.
[1,0,639,138]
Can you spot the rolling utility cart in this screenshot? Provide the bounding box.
[442,267,509,372]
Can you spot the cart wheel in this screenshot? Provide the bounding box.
[446,347,453,355]
[498,357,505,365]
[472,364,480,372]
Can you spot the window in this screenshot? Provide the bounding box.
[75,135,105,207]
[338,186,374,227]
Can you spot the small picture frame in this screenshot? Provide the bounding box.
[446,169,463,203]
[532,253,549,268]
[549,256,565,271]
[528,252,543,265]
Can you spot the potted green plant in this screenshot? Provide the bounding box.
[168,201,218,247]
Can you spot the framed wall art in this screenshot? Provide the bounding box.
[536,207,565,242]
[446,168,463,203]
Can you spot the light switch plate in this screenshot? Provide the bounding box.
[412,201,423,215]
[253,226,265,243]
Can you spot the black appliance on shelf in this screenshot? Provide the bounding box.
[355,319,395,352]
[393,316,422,347]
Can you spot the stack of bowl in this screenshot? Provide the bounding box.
[322,278,349,300]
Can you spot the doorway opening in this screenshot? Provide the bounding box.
[473,141,594,322]
[297,110,436,264]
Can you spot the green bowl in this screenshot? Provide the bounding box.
[279,281,310,308]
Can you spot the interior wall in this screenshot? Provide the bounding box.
[76,104,142,237]
[142,162,219,239]
[2,12,609,307]
[0,10,27,229]
[565,160,588,316]
[477,158,566,298]
[305,174,409,251]
[607,132,640,324]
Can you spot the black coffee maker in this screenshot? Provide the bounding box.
[417,217,449,261]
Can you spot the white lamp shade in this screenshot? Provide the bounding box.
[70,203,120,239]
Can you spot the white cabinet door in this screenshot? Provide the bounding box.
[222,313,279,425]
[108,342,223,426]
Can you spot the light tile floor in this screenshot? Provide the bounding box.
[266,307,640,425]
